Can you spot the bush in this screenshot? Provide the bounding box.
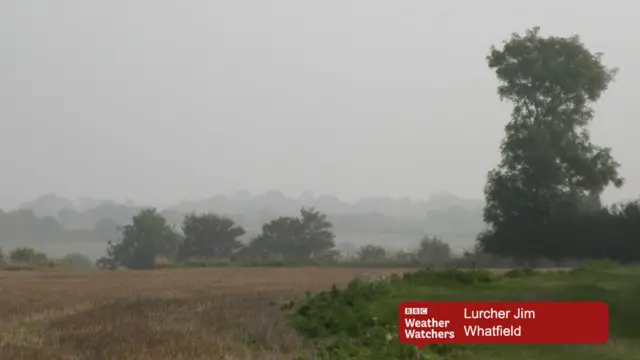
[3,264,37,271]
[356,245,387,263]
[504,267,538,279]
[416,236,452,266]
[480,201,640,263]
[293,277,395,339]
[8,247,49,265]
[570,259,620,274]
[289,268,502,359]
[60,253,95,270]
[402,268,496,285]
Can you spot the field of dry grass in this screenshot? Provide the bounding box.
[0,267,409,360]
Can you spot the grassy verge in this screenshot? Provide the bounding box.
[287,262,640,360]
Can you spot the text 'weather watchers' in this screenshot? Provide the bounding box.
[398,301,608,347]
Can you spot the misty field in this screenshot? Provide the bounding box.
[0,267,408,360]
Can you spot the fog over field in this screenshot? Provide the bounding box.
[2,2,640,360]
[1,1,639,208]
[1,192,484,260]
[1,1,639,260]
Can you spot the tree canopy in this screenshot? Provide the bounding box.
[179,212,246,260]
[479,27,624,260]
[246,208,336,261]
[98,209,181,269]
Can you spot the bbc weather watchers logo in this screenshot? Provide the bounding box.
[405,307,428,315]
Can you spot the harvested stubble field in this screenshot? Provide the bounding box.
[0,267,409,360]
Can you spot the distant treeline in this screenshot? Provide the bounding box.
[96,207,477,270]
[22,192,483,220]
[0,209,119,245]
[0,202,485,250]
[97,199,640,271]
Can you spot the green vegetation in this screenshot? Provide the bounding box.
[8,246,49,264]
[0,246,95,271]
[97,207,343,270]
[94,207,525,270]
[284,27,640,359]
[242,208,337,261]
[1,246,55,270]
[478,27,635,263]
[60,253,96,270]
[7,27,638,275]
[289,265,640,359]
[0,18,638,360]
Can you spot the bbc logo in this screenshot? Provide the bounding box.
[405,307,428,315]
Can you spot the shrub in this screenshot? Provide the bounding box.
[504,267,538,279]
[356,244,387,263]
[570,259,620,274]
[60,253,95,270]
[8,247,49,265]
[402,268,496,285]
[289,268,501,359]
[293,277,395,339]
[416,236,452,266]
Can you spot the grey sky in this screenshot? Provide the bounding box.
[1,0,638,209]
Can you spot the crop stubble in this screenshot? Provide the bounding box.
[0,267,408,360]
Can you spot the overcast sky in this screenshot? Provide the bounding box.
[1,0,638,208]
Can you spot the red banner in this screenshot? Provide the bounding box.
[398,301,608,347]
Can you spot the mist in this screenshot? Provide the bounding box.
[1,0,638,209]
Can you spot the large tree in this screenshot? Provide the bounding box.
[357,244,387,262]
[178,212,246,260]
[246,208,336,261]
[97,208,181,269]
[478,27,623,260]
[416,235,452,266]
